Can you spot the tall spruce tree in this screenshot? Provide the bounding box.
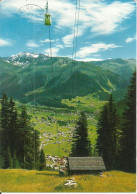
[120,72,136,173]
[0,94,10,168]
[13,151,20,169]
[39,149,46,171]
[96,104,109,167]
[71,112,91,157]
[1,94,10,149]
[33,130,40,170]
[4,147,13,169]
[96,95,117,170]
[0,121,4,168]
[8,97,18,156]
[17,106,34,169]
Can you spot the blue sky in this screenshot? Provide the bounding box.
[0,0,136,61]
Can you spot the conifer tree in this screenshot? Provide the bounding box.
[13,151,20,169]
[96,95,117,170]
[4,147,13,169]
[0,125,4,168]
[120,72,136,172]
[1,94,10,149]
[107,95,117,168]
[8,97,18,156]
[0,94,10,168]
[33,130,40,169]
[71,112,91,157]
[96,105,109,165]
[17,106,34,169]
[39,149,46,171]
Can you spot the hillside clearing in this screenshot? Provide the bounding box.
[0,169,135,192]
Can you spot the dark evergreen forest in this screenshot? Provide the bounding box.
[0,95,45,170]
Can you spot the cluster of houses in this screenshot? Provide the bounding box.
[40,129,74,149]
[46,155,67,172]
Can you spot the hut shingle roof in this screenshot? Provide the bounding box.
[68,157,106,171]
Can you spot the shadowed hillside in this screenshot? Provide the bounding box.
[0,53,135,106]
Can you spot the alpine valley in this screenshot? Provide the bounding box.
[0,53,136,192]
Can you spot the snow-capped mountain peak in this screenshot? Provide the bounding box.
[11,52,39,59]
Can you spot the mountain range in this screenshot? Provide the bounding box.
[0,52,135,106]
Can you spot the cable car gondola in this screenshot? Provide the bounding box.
[45,2,51,25]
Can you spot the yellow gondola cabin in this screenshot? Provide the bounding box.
[45,13,51,25]
[45,2,51,26]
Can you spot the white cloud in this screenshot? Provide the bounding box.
[61,1,135,48]
[0,0,43,20]
[0,0,75,24]
[44,47,59,56]
[2,0,135,35]
[1,0,135,56]
[62,34,73,47]
[0,38,12,47]
[76,58,103,62]
[62,27,84,47]
[60,0,135,37]
[76,43,121,58]
[40,39,55,43]
[125,36,136,43]
[26,40,39,48]
[81,1,135,35]
[56,44,64,49]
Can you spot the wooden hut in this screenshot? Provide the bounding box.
[68,157,106,175]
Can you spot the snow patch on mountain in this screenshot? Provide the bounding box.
[13,60,30,66]
[25,52,39,58]
[5,60,10,63]
[11,52,39,59]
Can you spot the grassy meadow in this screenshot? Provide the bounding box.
[0,169,135,192]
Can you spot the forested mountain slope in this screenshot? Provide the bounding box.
[0,53,135,106]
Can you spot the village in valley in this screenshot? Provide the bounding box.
[0,0,136,192]
[29,106,98,172]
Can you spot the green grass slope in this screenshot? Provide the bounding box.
[94,58,136,80]
[0,169,135,192]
